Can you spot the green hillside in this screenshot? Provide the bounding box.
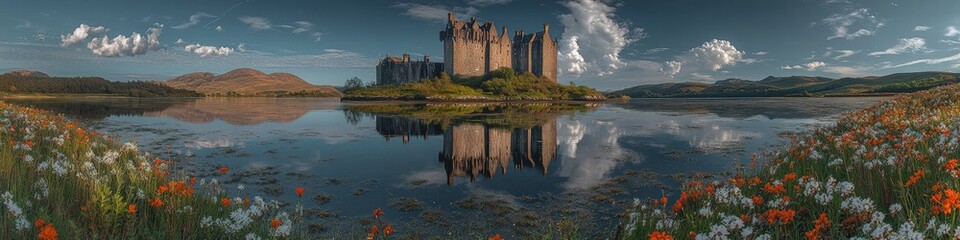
[610,71,959,98]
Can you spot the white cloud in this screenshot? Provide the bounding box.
[237,43,246,52]
[781,61,826,71]
[175,38,184,45]
[658,39,745,79]
[642,48,669,55]
[822,65,870,77]
[311,32,323,42]
[914,25,930,31]
[659,60,681,78]
[689,72,713,81]
[291,21,313,34]
[215,26,222,32]
[466,0,512,6]
[687,39,744,71]
[172,12,215,29]
[184,44,233,57]
[392,3,479,21]
[239,16,272,30]
[826,49,858,60]
[946,26,960,37]
[557,0,635,76]
[868,37,926,56]
[884,51,960,69]
[753,51,768,56]
[86,25,162,57]
[60,24,107,47]
[821,8,883,40]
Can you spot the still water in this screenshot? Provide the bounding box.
[6,97,885,237]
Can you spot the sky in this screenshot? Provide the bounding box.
[3,0,960,90]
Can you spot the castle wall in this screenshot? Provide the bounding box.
[375,54,443,85]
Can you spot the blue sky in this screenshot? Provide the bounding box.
[3,0,960,90]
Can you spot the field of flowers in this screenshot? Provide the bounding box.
[620,84,960,239]
[0,101,322,239]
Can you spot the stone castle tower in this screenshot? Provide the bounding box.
[439,13,558,82]
[377,13,558,85]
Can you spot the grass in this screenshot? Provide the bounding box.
[619,84,960,239]
[344,68,606,101]
[0,101,308,239]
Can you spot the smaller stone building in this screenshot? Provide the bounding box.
[375,53,443,85]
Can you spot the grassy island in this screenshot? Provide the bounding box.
[620,84,960,239]
[342,68,606,101]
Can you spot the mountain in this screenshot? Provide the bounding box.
[0,70,200,97]
[165,68,341,97]
[7,70,49,77]
[610,71,960,98]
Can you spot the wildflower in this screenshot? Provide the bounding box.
[218,166,229,174]
[764,182,787,195]
[127,204,136,214]
[931,189,960,215]
[488,234,505,240]
[904,169,924,187]
[804,213,830,240]
[368,225,379,239]
[763,209,796,225]
[295,187,304,197]
[374,208,384,218]
[37,223,57,240]
[270,218,282,229]
[384,224,394,236]
[149,197,164,208]
[221,198,232,207]
[648,231,672,240]
[782,172,797,182]
[34,218,45,228]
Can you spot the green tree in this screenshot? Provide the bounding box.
[344,77,365,91]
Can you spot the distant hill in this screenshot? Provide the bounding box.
[0,70,200,97]
[165,68,342,97]
[8,70,49,77]
[610,71,960,98]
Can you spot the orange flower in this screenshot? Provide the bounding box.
[648,231,673,240]
[763,209,797,224]
[295,187,305,197]
[384,224,394,236]
[672,191,687,212]
[270,218,282,229]
[751,196,763,206]
[369,225,379,238]
[488,234,504,240]
[34,218,45,228]
[218,166,229,174]
[38,223,57,240]
[804,213,831,240]
[221,198,231,207]
[764,182,787,195]
[931,188,960,215]
[905,169,925,187]
[157,185,169,194]
[374,208,384,218]
[127,204,136,214]
[149,197,164,208]
[749,177,761,185]
[25,140,34,148]
[660,195,668,207]
[782,173,797,182]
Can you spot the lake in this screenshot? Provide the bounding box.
[4,96,886,238]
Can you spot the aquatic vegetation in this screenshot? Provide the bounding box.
[0,101,299,238]
[619,84,960,239]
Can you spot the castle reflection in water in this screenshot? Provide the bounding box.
[375,116,557,185]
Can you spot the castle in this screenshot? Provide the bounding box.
[376,13,558,85]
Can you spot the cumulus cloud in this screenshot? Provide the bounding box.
[558,0,636,76]
[821,8,883,40]
[392,3,478,20]
[215,26,222,32]
[658,39,745,79]
[753,51,768,56]
[175,38,184,45]
[86,25,162,57]
[868,37,925,56]
[946,26,960,37]
[172,12,215,29]
[659,60,682,78]
[60,24,107,47]
[184,44,233,57]
[914,25,930,31]
[781,61,826,71]
[239,16,272,30]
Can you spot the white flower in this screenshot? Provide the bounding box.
[888,203,903,215]
[245,233,262,240]
[840,197,875,215]
[698,206,713,217]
